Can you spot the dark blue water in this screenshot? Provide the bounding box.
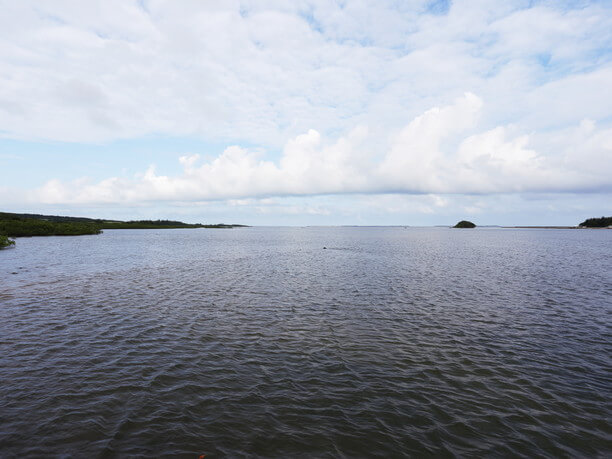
[1,227,611,457]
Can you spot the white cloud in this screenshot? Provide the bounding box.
[14,93,609,206]
[0,0,611,220]
[378,92,483,192]
[1,0,611,145]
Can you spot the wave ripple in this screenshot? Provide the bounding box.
[1,227,610,457]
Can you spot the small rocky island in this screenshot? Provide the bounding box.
[453,220,476,228]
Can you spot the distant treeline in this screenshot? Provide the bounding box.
[579,216,612,228]
[0,212,103,224]
[101,220,246,229]
[0,212,246,238]
[0,213,102,237]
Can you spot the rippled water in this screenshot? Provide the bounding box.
[1,227,610,457]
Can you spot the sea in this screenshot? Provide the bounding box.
[1,227,610,457]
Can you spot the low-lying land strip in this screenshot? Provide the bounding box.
[0,212,247,240]
[0,214,102,237]
[98,220,245,229]
[503,226,578,229]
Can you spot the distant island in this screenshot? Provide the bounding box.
[453,220,476,228]
[579,216,612,228]
[0,212,247,241]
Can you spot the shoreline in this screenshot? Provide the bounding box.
[503,226,577,229]
[502,226,611,229]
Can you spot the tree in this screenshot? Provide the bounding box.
[0,234,15,249]
[579,216,612,228]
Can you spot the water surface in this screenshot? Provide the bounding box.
[1,227,610,457]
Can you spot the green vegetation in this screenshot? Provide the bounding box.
[0,215,102,237]
[0,212,247,238]
[0,234,15,248]
[0,212,99,224]
[579,216,612,228]
[453,220,476,228]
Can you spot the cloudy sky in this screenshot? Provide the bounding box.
[1,0,611,225]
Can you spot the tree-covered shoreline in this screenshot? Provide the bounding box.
[0,212,247,239]
[0,218,102,237]
[579,216,612,228]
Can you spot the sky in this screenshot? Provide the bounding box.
[1,0,611,226]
